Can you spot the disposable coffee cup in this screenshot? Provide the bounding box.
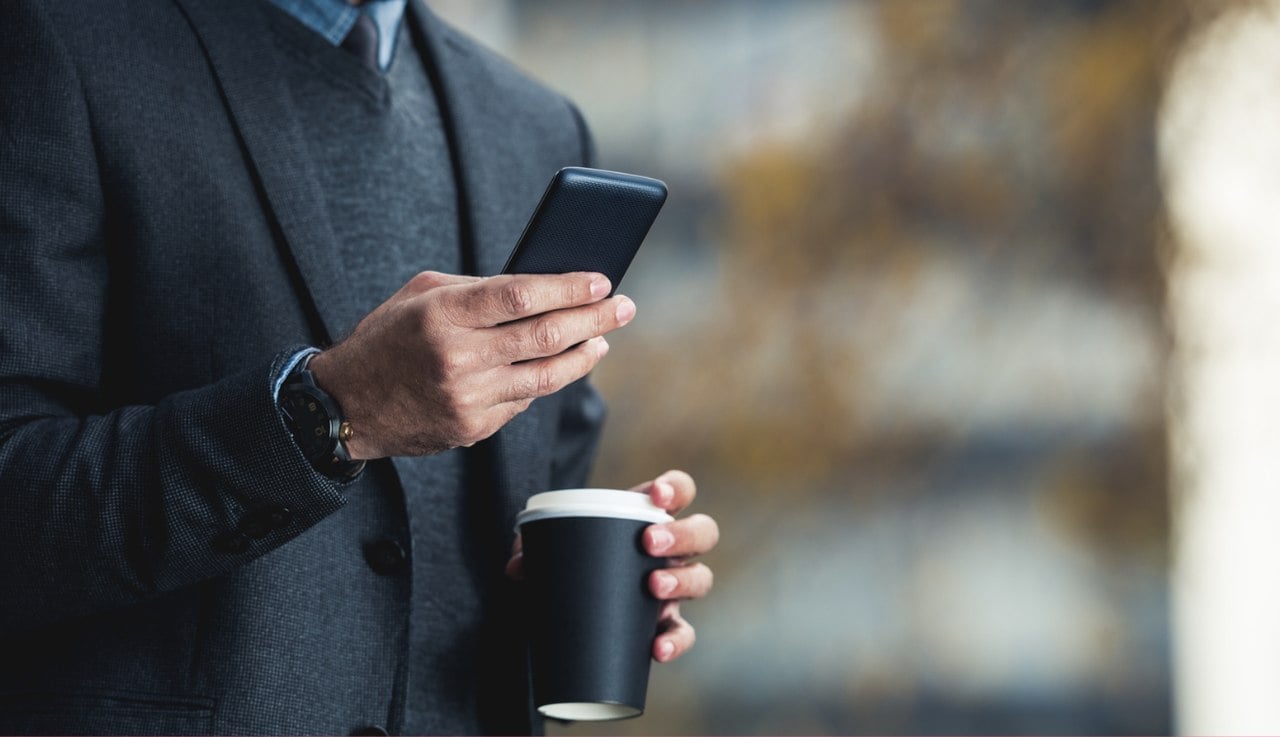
[516,489,674,721]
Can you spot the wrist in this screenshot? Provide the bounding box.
[307,348,376,461]
[278,352,367,478]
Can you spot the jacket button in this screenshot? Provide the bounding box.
[350,726,388,736]
[239,505,292,539]
[265,505,292,527]
[212,532,249,554]
[362,539,407,576]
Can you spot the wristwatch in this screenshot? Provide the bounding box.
[278,355,366,480]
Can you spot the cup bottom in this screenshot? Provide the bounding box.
[537,702,643,721]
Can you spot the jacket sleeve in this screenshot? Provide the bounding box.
[0,0,346,632]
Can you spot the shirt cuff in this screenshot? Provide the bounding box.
[272,347,321,401]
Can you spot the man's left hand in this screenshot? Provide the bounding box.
[505,469,719,663]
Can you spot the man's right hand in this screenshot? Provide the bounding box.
[307,270,632,460]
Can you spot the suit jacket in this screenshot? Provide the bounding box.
[0,0,605,733]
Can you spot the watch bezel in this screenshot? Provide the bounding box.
[280,358,365,480]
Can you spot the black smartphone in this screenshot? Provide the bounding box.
[500,167,667,295]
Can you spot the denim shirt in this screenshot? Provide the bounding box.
[268,0,408,71]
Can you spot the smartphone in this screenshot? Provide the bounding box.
[500,167,668,295]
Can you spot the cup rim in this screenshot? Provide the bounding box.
[515,488,674,528]
[537,701,643,721]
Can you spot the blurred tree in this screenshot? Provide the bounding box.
[553,1,1226,733]
[593,0,1191,561]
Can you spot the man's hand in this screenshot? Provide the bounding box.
[308,271,633,459]
[506,470,719,664]
[636,470,718,663]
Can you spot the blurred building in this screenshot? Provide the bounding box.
[1162,2,1280,732]
[430,1,1189,733]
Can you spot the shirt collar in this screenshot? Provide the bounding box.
[268,0,408,71]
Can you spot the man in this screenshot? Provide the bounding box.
[0,0,718,733]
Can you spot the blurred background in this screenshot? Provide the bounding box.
[429,1,1280,733]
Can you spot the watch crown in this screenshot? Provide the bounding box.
[339,421,355,442]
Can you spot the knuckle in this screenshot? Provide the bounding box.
[437,392,468,427]
[455,413,489,446]
[509,373,535,399]
[500,282,535,317]
[415,300,441,335]
[495,329,528,363]
[473,340,499,371]
[420,300,462,342]
[409,270,443,291]
[420,343,449,378]
[532,317,562,354]
[534,364,558,395]
[442,378,483,416]
[564,277,587,305]
[512,364,558,399]
[440,290,476,329]
[438,349,472,380]
[593,302,611,334]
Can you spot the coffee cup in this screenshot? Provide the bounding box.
[516,488,673,721]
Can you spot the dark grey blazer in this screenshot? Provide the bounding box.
[0,0,604,733]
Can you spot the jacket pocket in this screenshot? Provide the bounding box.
[0,688,214,735]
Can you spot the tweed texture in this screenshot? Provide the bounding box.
[0,0,604,733]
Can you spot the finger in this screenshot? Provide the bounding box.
[493,335,609,404]
[650,562,714,600]
[504,550,523,580]
[632,469,696,514]
[486,294,634,365]
[654,602,695,663]
[448,392,535,449]
[505,535,524,580]
[645,513,719,558]
[444,272,611,328]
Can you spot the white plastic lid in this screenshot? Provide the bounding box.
[515,488,673,530]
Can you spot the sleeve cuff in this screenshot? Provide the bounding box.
[272,346,320,401]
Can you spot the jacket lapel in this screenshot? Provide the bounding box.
[177,0,550,498]
[172,0,361,345]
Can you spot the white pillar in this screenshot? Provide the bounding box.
[1161,3,1280,733]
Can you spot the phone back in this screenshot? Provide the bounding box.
[502,167,668,294]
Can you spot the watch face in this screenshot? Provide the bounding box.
[280,388,335,461]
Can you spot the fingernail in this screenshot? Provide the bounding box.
[593,336,610,358]
[654,571,678,597]
[654,481,675,506]
[590,275,611,299]
[658,640,675,661]
[649,526,674,554]
[615,296,636,324]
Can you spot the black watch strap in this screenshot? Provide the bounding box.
[279,355,366,480]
